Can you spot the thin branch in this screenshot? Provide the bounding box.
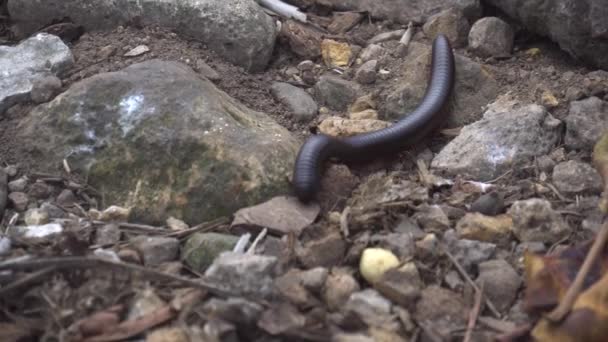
[546,219,608,322]
[464,282,484,342]
[442,246,502,318]
[0,266,57,297]
[0,256,232,298]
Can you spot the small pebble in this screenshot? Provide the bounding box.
[24,208,49,225]
[470,191,504,216]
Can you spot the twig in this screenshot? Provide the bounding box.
[477,316,516,334]
[0,266,57,297]
[546,219,608,322]
[442,246,502,318]
[166,217,229,239]
[399,22,414,45]
[464,282,484,342]
[487,170,513,184]
[83,306,175,342]
[544,182,571,202]
[248,228,268,254]
[0,256,232,298]
[340,206,350,238]
[256,0,307,22]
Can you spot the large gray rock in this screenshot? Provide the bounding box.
[15,60,299,224]
[320,0,482,24]
[468,17,514,57]
[8,0,276,71]
[484,0,608,70]
[431,100,562,181]
[564,96,608,150]
[380,42,498,127]
[422,7,470,48]
[0,33,73,114]
[270,82,318,122]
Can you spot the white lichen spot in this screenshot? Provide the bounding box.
[118,94,146,135]
[486,143,516,169]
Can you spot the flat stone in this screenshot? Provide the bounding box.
[443,230,496,270]
[456,213,513,245]
[8,0,276,71]
[323,268,360,310]
[507,198,570,243]
[344,289,398,328]
[552,160,602,194]
[355,60,377,84]
[375,262,422,308]
[205,252,278,299]
[194,59,221,82]
[431,103,562,181]
[414,204,450,232]
[415,286,468,335]
[468,17,514,57]
[8,192,28,212]
[359,44,386,63]
[314,75,360,111]
[56,189,77,206]
[181,232,240,272]
[296,232,346,268]
[24,208,49,226]
[7,177,27,193]
[423,7,470,48]
[328,11,364,34]
[94,224,121,246]
[271,82,318,122]
[564,96,608,151]
[0,33,73,114]
[470,191,505,216]
[131,236,179,266]
[475,259,521,312]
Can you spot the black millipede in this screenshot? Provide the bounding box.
[292,34,456,203]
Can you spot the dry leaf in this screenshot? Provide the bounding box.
[592,130,608,213]
[515,239,608,342]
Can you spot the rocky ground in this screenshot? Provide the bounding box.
[1,0,608,341]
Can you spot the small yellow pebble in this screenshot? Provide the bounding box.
[541,90,559,108]
[525,47,541,57]
[321,39,352,68]
[359,247,400,284]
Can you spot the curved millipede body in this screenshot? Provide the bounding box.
[292,34,456,202]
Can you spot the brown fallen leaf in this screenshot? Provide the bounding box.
[506,230,608,342]
[0,322,38,342]
[592,130,608,213]
[531,271,608,341]
[83,306,175,342]
[76,305,124,337]
[522,240,607,315]
[231,196,320,235]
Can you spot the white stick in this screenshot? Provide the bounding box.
[257,0,307,23]
[399,22,414,46]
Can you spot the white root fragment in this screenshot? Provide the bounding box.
[256,0,307,23]
[399,21,414,46]
[247,228,268,254]
[233,233,251,253]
